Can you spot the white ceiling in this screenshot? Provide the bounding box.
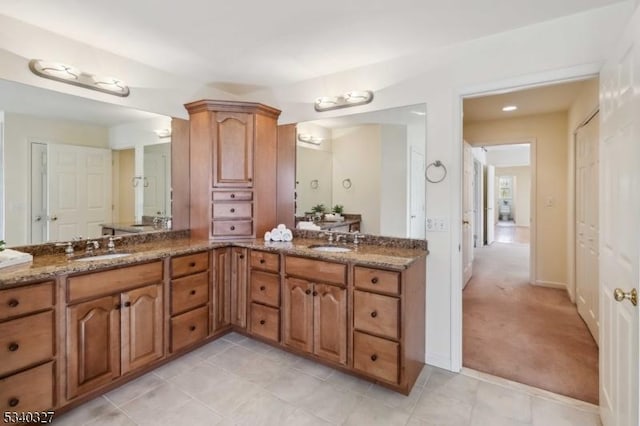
[463,78,597,122]
[0,78,165,126]
[0,1,626,92]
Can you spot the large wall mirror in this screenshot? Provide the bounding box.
[0,78,173,246]
[296,104,426,239]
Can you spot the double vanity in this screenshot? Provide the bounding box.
[0,230,427,418]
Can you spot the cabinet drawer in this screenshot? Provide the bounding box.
[249,271,280,307]
[250,250,280,273]
[285,256,346,285]
[68,261,163,302]
[354,267,400,295]
[249,303,279,343]
[171,272,209,315]
[212,220,253,237]
[0,310,54,377]
[0,282,54,321]
[0,361,54,412]
[212,202,252,219]
[170,306,209,353]
[353,331,399,384]
[171,252,209,278]
[354,290,399,339]
[212,191,253,201]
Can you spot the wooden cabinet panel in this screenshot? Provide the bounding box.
[121,284,163,375]
[212,190,253,201]
[249,303,279,343]
[170,306,208,353]
[0,310,54,376]
[212,112,254,187]
[212,220,253,237]
[250,250,280,273]
[354,267,400,295]
[283,277,313,353]
[354,290,400,340]
[0,361,54,412]
[0,281,54,321]
[313,284,347,365]
[230,247,248,328]
[171,272,209,315]
[250,270,280,307]
[285,256,346,285]
[67,295,120,399]
[213,248,231,332]
[171,252,209,278]
[353,331,399,384]
[212,202,252,219]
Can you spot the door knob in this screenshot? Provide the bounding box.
[613,288,637,306]
[463,220,470,225]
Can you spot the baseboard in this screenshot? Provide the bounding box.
[534,280,567,290]
[426,352,452,371]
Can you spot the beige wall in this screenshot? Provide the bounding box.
[494,166,531,227]
[464,112,568,288]
[4,113,109,245]
[113,149,135,223]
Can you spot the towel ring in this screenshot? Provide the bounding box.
[425,160,447,183]
[310,179,319,189]
[342,178,352,189]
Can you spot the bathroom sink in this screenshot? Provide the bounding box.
[74,253,133,262]
[308,245,352,253]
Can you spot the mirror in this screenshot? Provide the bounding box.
[0,78,173,246]
[296,104,427,239]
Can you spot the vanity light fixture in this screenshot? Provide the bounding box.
[297,134,324,145]
[29,59,130,97]
[314,90,373,112]
[502,105,518,112]
[154,128,172,139]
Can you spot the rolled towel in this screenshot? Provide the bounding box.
[264,231,271,241]
[277,224,287,231]
[282,229,293,242]
[270,228,283,241]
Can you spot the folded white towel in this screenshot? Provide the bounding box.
[0,249,33,269]
[264,231,271,241]
[282,229,293,242]
[270,228,283,241]
[277,224,287,231]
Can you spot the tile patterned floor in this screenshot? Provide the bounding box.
[53,333,602,426]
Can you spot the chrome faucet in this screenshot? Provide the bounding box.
[85,240,100,255]
[319,231,335,243]
[55,242,74,258]
[351,232,365,245]
[107,236,122,253]
[334,234,346,243]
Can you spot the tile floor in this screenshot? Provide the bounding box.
[53,333,602,426]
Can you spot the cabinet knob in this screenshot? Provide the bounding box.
[259,259,265,264]
[230,208,235,213]
[312,291,318,296]
[8,342,19,352]
[124,301,131,307]
[189,325,196,331]
[8,398,19,407]
[371,277,379,284]
[260,320,266,325]
[230,193,236,199]
[230,226,236,231]
[7,298,19,308]
[239,255,245,259]
[260,286,266,291]
[190,290,197,295]
[115,304,122,310]
[305,289,311,295]
[189,261,196,267]
[248,178,253,182]
[370,311,378,318]
[370,354,378,362]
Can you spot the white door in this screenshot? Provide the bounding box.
[473,159,484,247]
[598,15,639,426]
[576,113,600,343]
[409,148,426,239]
[485,165,495,244]
[30,143,48,243]
[143,151,166,217]
[462,142,474,285]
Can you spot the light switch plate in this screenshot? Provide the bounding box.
[426,217,448,232]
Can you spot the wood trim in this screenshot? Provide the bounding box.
[184,100,281,119]
[276,124,296,228]
[171,117,190,230]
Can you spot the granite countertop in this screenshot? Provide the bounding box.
[316,219,360,230]
[100,222,162,233]
[0,235,427,289]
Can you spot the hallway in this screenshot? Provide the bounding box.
[462,242,599,404]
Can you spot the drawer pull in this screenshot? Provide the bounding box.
[230,208,236,213]
[371,354,378,362]
[189,325,196,331]
[312,291,318,296]
[8,342,19,352]
[8,398,19,407]
[231,226,236,231]
[124,301,131,307]
[190,290,197,295]
[259,259,265,264]
[260,286,266,291]
[230,193,236,199]
[239,255,245,259]
[259,320,266,325]
[371,277,379,284]
[189,261,196,267]
[371,311,378,318]
[305,289,311,295]
[8,299,19,308]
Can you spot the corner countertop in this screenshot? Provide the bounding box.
[0,236,427,289]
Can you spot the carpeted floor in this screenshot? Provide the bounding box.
[463,242,599,404]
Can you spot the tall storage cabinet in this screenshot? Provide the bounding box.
[185,100,281,240]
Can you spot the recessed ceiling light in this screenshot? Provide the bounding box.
[502,105,518,112]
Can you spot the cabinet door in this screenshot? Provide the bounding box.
[67,295,120,399]
[230,247,248,328]
[212,112,254,187]
[213,248,231,332]
[283,277,313,353]
[314,284,347,364]
[121,284,163,375]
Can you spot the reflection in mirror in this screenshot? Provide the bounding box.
[143,143,171,218]
[297,104,426,239]
[0,78,172,246]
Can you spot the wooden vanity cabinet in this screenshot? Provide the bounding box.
[0,281,56,413]
[283,257,347,365]
[248,250,281,343]
[230,247,248,328]
[66,261,163,399]
[185,100,281,241]
[212,248,231,333]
